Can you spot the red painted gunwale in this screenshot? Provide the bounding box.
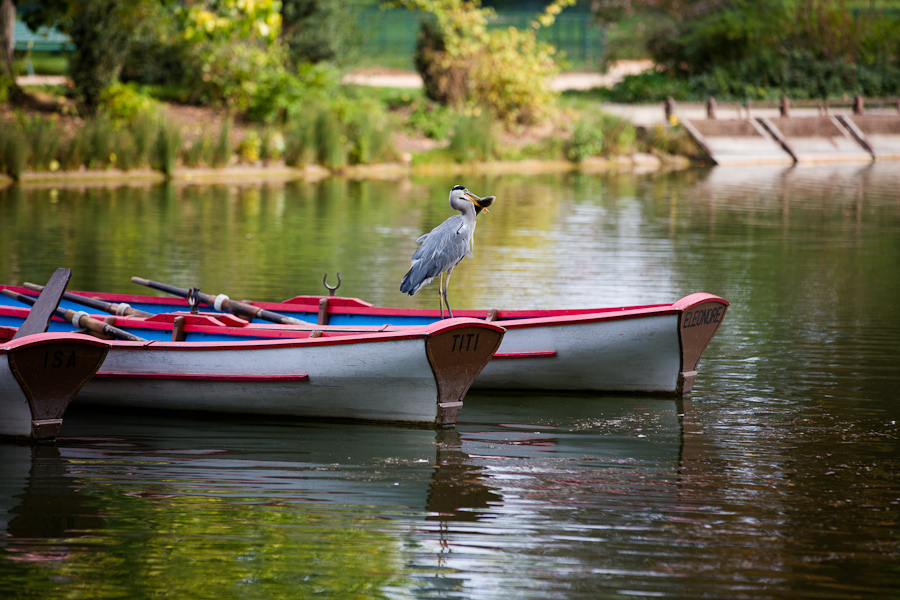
[492,351,557,360]
[0,330,111,351]
[94,372,309,382]
[0,304,505,352]
[0,286,730,331]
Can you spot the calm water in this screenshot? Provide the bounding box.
[1,164,899,598]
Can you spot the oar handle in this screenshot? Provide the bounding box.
[3,289,146,342]
[131,277,195,299]
[131,276,311,325]
[24,282,154,318]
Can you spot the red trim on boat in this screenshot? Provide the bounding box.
[94,372,309,382]
[491,351,557,360]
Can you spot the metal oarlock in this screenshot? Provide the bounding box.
[323,272,341,297]
[187,287,201,314]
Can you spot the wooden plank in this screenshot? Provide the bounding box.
[12,268,71,340]
[837,115,900,160]
[682,118,794,165]
[759,116,872,162]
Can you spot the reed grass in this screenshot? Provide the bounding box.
[210,118,232,168]
[183,131,212,167]
[0,129,29,181]
[283,116,317,167]
[447,110,496,163]
[22,116,60,171]
[152,120,182,176]
[316,109,347,170]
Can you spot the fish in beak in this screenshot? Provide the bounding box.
[467,192,495,214]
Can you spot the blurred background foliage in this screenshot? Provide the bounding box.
[1,0,897,177]
[595,0,900,101]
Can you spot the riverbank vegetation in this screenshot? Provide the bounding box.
[596,0,900,102]
[1,0,695,182]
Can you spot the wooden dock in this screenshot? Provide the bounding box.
[677,96,900,165]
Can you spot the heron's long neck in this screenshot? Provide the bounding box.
[450,198,477,233]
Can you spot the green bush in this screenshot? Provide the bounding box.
[281,0,361,66]
[565,111,636,161]
[99,83,160,122]
[398,0,576,125]
[607,0,900,101]
[245,63,339,123]
[404,100,457,139]
[238,130,262,163]
[604,71,695,103]
[63,2,144,116]
[639,124,701,157]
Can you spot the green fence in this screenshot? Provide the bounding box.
[355,8,605,71]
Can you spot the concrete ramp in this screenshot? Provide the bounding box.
[757,116,872,162]
[836,115,900,160]
[681,118,793,165]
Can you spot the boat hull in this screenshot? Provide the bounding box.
[0,329,109,440]
[0,315,504,427]
[1,285,728,394]
[478,314,682,392]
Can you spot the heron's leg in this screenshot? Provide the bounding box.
[443,267,455,319]
[438,272,445,319]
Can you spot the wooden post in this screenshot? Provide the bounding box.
[665,97,675,123]
[853,94,864,115]
[780,95,790,118]
[706,97,717,119]
[171,316,187,342]
[318,297,330,326]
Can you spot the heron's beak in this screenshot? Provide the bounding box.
[467,192,495,214]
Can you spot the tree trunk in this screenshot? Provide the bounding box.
[0,0,14,77]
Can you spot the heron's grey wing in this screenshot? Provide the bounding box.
[400,216,471,295]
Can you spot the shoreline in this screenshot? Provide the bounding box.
[0,153,693,189]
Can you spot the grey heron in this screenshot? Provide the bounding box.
[400,185,495,318]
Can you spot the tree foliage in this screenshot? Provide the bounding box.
[20,0,157,115]
[280,0,360,66]
[397,0,576,125]
[595,0,900,100]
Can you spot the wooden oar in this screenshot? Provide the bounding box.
[131,277,313,325]
[23,282,155,318]
[2,289,148,342]
[12,268,71,340]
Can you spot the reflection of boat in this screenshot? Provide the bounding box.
[0,328,109,441]
[0,312,504,428]
[0,397,696,592]
[0,444,105,546]
[0,285,729,394]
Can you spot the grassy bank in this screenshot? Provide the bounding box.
[1,82,701,186]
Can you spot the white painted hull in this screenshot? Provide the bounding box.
[0,355,34,438]
[477,314,682,392]
[75,319,505,426]
[80,338,439,422]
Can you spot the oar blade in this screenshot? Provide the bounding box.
[12,269,72,340]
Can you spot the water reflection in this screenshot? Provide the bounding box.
[0,395,691,598]
[2,164,900,597]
